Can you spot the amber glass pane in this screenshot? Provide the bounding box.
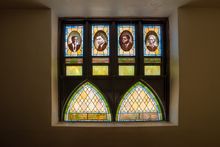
[144,66,160,76]
[66,66,82,76]
[93,66,109,76]
[119,65,134,76]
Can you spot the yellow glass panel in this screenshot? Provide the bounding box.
[119,65,134,76]
[93,66,108,76]
[88,114,107,120]
[144,66,160,76]
[66,66,82,76]
[68,114,87,120]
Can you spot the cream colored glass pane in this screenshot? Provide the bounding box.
[93,66,108,76]
[66,66,82,76]
[144,66,160,76]
[119,65,134,76]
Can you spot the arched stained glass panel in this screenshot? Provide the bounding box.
[116,82,163,121]
[64,82,111,121]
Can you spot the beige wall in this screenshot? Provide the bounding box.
[0,7,220,147]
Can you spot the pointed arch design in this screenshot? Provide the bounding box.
[63,82,112,121]
[116,81,164,121]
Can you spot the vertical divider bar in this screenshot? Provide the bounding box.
[139,21,144,77]
[111,21,117,121]
[111,21,117,77]
[85,20,91,78]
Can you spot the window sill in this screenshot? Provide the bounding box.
[51,121,178,127]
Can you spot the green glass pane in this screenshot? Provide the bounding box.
[144,66,160,76]
[93,66,108,76]
[66,66,82,76]
[144,58,161,64]
[64,82,112,122]
[65,58,83,64]
[118,58,135,64]
[92,58,109,63]
[119,65,134,76]
[116,82,163,121]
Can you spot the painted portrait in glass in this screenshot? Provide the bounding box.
[92,25,110,56]
[143,25,162,56]
[65,25,83,57]
[118,25,135,56]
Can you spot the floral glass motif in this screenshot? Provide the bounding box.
[118,24,136,56]
[143,25,162,56]
[116,82,163,121]
[64,82,111,121]
[65,25,84,57]
[92,25,110,56]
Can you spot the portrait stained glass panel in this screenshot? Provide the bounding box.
[64,82,111,121]
[118,25,136,56]
[92,25,110,56]
[65,25,84,57]
[143,25,162,56]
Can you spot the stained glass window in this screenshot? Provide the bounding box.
[60,18,168,124]
[64,82,112,121]
[143,25,162,56]
[116,82,163,121]
[92,24,110,56]
[65,25,84,57]
[118,24,136,56]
